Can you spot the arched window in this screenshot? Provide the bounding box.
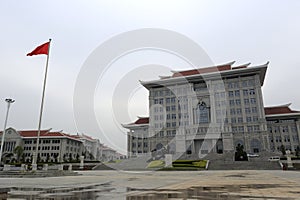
[194,101,209,123]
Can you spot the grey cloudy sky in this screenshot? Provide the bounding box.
[1,0,300,153]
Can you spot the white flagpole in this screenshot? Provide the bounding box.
[32,39,52,166]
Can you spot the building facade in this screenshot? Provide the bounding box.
[124,62,300,157]
[0,128,83,163]
[73,134,102,161]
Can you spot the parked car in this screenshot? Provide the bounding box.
[247,153,259,158]
[268,156,280,161]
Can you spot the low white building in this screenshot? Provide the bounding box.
[72,134,101,160]
[0,127,83,163]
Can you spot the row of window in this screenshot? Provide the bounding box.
[23,145,60,151]
[270,135,299,143]
[232,125,260,133]
[151,79,256,97]
[132,142,148,148]
[24,139,61,144]
[228,79,256,89]
[268,125,298,133]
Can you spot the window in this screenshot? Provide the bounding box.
[195,102,209,123]
[236,108,242,114]
[232,126,238,133]
[231,117,236,123]
[166,114,170,120]
[243,89,248,96]
[245,107,251,114]
[229,91,234,97]
[253,116,258,122]
[171,97,176,103]
[154,99,159,104]
[229,100,235,106]
[159,131,164,137]
[172,130,176,136]
[284,135,290,142]
[244,99,249,105]
[166,98,171,104]
[249,89,255,95]
[238,126,244,132]
[235,90,240,96]
[230,108,235,115]
[253,125,260,131]
[247,126,253,133]
[252,107,257,113]
[246,117,252,122]
[238,117,243,123]
[250,98,256,104]
[171,105,176,111]
[159,98,164,104]
[171,114,176,119]
[282,126,289,133]
[172,122,176,127]
[235,99,241,105]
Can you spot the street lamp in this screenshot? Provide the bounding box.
[0,98,15,165]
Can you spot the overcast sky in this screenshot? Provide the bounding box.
[1,0,300,153]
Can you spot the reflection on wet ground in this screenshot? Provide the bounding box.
[0,184,294,200]
[0,183,114,200]
[0,171,300,199]
[127,184,292,200]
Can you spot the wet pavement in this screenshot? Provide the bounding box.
[0,170,299,199]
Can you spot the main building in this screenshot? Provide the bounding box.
[123,62,300,158]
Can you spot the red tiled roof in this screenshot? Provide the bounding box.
[134,117,149,124]
[18,130,55,137]
[81,134,94,140]
[18,130,81,141]
[264,105,300,115]
[172,64,232,77]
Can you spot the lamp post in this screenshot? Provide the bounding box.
[0,98,15,165]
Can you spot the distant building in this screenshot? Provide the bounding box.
[123,62,300,158]
[122,117,149,157]
[0,128,83,163]
[72,133,102,160]
[101,145,124,161]
[0,128,124,163]
[265,104,300,152]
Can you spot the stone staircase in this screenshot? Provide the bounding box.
[0,170,78,178]
[205,152,282,170]
[208,160,281,170]
[94,155,152,171]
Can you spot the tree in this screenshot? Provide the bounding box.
[295,146,300,157]
[54,153,59,163]
[235,144,248,161]
[46,154,50,163]
[13,146,24,163]
[69,153,73,162]
[280,145,286,156]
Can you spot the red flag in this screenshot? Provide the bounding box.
[27,42,50,56]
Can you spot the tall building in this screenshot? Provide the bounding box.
[123,62,300,158]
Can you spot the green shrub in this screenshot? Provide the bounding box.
[172,160,207,168]
[147,160,165,168]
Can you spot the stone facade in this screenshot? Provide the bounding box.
[0,128,83,163]
[124,62,300,158]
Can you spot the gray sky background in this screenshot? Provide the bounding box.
[1,0,300,153]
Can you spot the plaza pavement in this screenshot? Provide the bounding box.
[0,170,299,199]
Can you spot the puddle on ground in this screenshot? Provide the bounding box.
[0,183,296,199]
[0,183,115,200]
[126,184,294,200]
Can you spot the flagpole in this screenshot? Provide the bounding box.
[32,39,51,167]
